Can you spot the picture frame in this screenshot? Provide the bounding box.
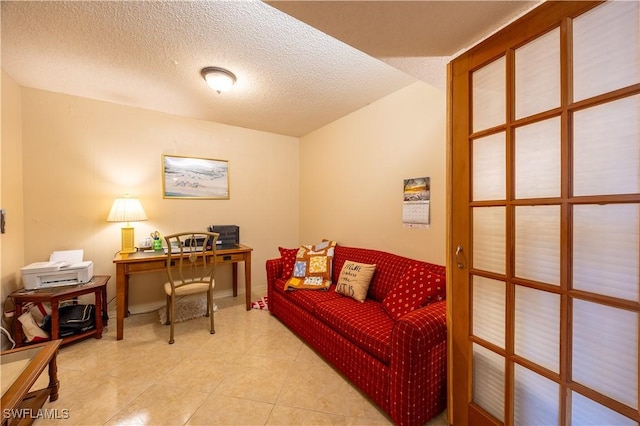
[162,154,229,199]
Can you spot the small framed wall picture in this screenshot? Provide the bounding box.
[162,154,229,199]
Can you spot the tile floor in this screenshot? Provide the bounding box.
[33,294,448,425]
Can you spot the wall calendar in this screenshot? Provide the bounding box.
[402,177,430,228]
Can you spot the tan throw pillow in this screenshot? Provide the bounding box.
[335,261,376,302]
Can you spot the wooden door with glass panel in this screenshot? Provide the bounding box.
[449,1,640,425]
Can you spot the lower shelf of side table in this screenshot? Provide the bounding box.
[10,276,110,348]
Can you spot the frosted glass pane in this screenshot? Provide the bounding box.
[473,132,506,201]
[473,344,504,422]
[473,207,505,274]
[571,391,636,426]
[515,206,560,285]
[515,28,560,119]
[574,204,640,301]
[473,57,506,132]
[514,365,559,426]
[473,276,505,349]
[515,118,561,199]
[514,286,560,372]
[573,299,638,409]
[573,95,640,196]
[573,1,640,101]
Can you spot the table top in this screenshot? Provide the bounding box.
[0,340,61,408]
[9,275,110,300]
[113,243,252,263]
[1,346,43,397]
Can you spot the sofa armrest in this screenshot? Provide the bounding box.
[389,300,447,425]
[266,258,283,288]
[394,300,447,345]
[266,258,283,306]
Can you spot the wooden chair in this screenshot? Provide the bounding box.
[163,231,219,344]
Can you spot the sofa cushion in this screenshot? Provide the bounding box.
[278,247,298,279]
[279,283,343,313]
[285,240,336,290]
[335,261,376,302]
[332,246,416,302]
[382,263,446,320]
[315,297,394,364]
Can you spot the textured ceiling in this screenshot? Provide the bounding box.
[268,1,537,56]
[1,0,537,137]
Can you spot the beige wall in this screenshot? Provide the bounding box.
[2,78,446,317]
[299,81,446,265]
[1,71,25,313]
[17,88,299,313]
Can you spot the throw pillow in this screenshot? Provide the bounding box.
[335,261,376,302]
[285,240,336,290]
[382,263,445,320]
[278,247,298,279]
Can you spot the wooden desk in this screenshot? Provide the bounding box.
[113,244,252,340]
[10,276,109,348]
[1,340,61,426]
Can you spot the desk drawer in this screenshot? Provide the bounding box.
[125,260,166,274]
[217,253,245,263]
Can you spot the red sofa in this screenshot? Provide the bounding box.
[266,245,447,426]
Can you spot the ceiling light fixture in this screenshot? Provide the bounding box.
[201,66,237,94]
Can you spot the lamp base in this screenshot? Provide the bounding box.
[120,226,136,254]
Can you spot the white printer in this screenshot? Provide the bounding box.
[21,250,94,290]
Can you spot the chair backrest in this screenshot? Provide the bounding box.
[164,231,220,291]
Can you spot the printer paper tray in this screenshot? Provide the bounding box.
[39,280,82,289]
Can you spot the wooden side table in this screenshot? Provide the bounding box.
[1,339,62,426]
[10,275,110,347]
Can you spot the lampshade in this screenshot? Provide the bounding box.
[107,197,147,223]
[201,66,236,94]
[107,196,147,254]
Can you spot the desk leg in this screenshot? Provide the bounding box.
[125,277,130,317]
[116,264,126,340]
[245,252,252,311]
[232,263,238,297]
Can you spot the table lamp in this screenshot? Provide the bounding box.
[107,196,147,254]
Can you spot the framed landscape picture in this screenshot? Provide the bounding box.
[162,154,229,199]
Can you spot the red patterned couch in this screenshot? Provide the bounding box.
[266,245,447,426]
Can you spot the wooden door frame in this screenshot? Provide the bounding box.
[447,2,603,425]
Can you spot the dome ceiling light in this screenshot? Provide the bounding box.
[200,66,237,94]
